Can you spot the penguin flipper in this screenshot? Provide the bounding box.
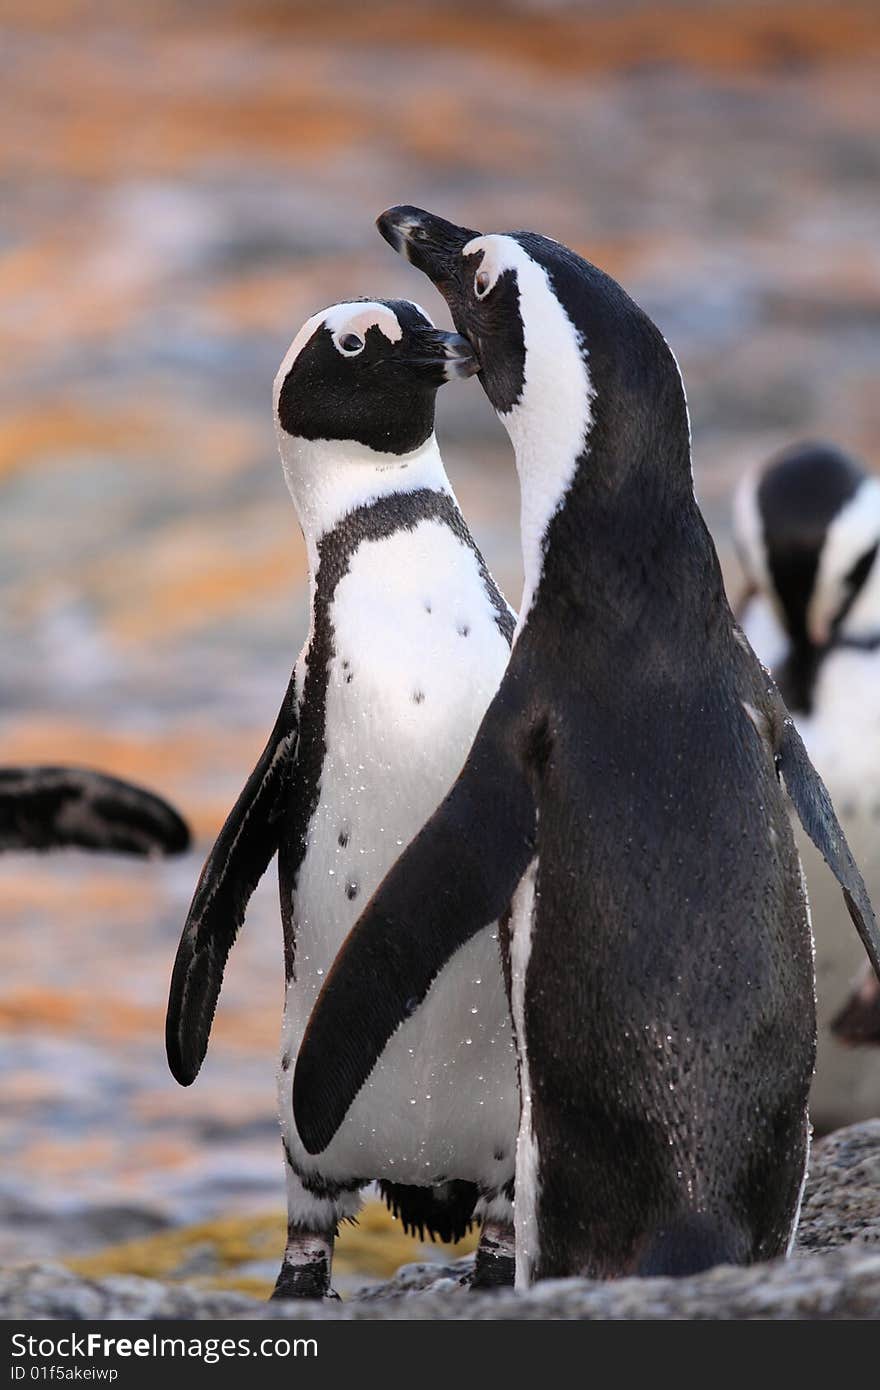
[166,676,298,1085]
[293,697,537,1155]
[773,707,880,983]
[0,766,190,857]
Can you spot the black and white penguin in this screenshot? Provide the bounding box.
[0,765,189,856]
[166,298,519,1298]
[734,442,880,1124]
[293,212,880,1285]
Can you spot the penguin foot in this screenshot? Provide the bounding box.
[470,1218,515,1290]
[271,1229,335,1301]
[270,1264,339,1302]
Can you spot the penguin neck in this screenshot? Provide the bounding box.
[497,250,700,639]
[500,320,595,638]
[508,367,701,642]
[275,431,451,575]
[509,415,587,637]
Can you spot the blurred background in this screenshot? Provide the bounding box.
[1,0,878,1293]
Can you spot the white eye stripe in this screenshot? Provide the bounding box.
[465,235,518,300]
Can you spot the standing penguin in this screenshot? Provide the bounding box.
[734,442,880,1124]
[293,212,880,1284]
[0,765,189,856]
[166,298,519,1299]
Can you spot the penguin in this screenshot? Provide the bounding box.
[165,298,519,1299]
[734,442,880,1124]
[293,211,880,1285]
[0,765,189,856]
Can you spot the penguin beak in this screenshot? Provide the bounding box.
[407,327,480,382]
[377,205,478,287]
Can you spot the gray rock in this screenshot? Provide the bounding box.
[796,1121,880,1253]
[3,1249,880,1321]
[0,1265,264,1321]
[2,1122,878,1321]
[353,1258,473,1300]
[0,1196,171,1262]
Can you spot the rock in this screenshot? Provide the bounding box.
[0,1196,171,1263]
[2,1122,879,1320]
[796,1121,880,1252]
[353,1257,473,1300]
[3,1248,880,1321]
[60,1197,470,1296]
[0,1264,263,1321]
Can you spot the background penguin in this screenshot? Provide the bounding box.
[0,764,189,856]
[734,442,880,1125]
[165,298,519,1299]
[293,210,880,1285]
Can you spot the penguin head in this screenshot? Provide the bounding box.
[734,443,880,650]
[273,298,478,456]
[377,206,690,493]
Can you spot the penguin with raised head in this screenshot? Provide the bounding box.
[0,765,189,856]
[166,298,519,1298]
[293,212,880,1284]
[734,442,880,1123]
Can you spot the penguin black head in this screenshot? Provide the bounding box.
[735,442,880,652]
[377,207,690,496]
[273,298,478,456]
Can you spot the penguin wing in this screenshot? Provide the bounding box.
[772,703,880,983]
[166,675,298,1085]
[0,766,190,857]
[293,688,537,1155]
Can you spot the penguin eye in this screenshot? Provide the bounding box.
[338,333,365,355]
[474,269,493,299]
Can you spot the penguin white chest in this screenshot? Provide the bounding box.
[738,594,789,675]
[282,518,518,1187]
[805,648,880,806]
